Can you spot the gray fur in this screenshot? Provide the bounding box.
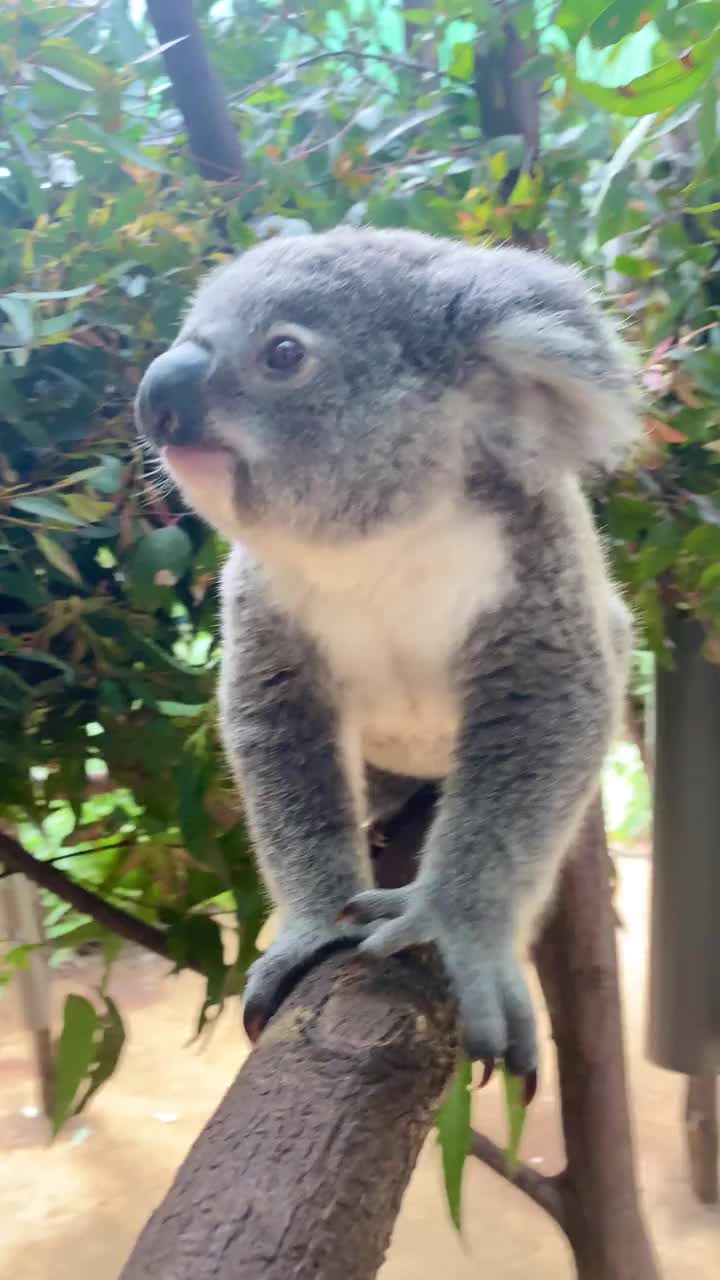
[136,227,640,1069]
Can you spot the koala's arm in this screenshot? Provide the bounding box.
[218,551,372,921]
[218,551,372,1033]
[346,504,627,1074]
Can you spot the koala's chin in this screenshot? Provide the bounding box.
[161,442,255,544]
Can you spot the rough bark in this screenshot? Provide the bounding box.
[685,1074,719,1205]
[145,0,245,181]
[119,947,458,1280]
[535,800,660,1280]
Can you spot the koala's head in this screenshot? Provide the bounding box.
[135,227,637,545]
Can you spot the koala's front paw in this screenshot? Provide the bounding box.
[242,921,366,1044]
[342,886,537,1089]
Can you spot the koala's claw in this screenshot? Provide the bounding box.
[242,922,366,1044]
[342,885,538,1084]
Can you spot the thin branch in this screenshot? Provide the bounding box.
[231,46,464,105]
[0,830,196,969]
[625,694,654,783]
[470,1130,568,1231]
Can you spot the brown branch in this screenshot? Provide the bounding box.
[0,830,190,969]
[685,1074,719,1205]
[625,693,654,783]
[535,800,660,1279]
[145,0,245,181]
[470,1130,567,1230]
[120,947,458,1280]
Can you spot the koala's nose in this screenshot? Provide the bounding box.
[135,342,212,445]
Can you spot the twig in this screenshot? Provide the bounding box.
[0,830,196,969]
[470,1131,568,1230]
[231,46,465,105]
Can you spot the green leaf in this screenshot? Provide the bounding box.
[592,113,655,217]
[572,30,720,117]
[596,172,629,245]
[556,0,611,43]
[5,286,94,303]
[130,525,193,606]
[436,1056,472,1232]
[73,996,126,1115]
[167,915,227,1033]
[589,0,653,50]
[38,63,94,93]
[698,79,717,162]
[402,8,435,23]
[448,42,474,82]
[10,496,86,526]
[64,119,170,173]
[612,254,656,279]
[502,1067,528,1175]
[39,38,114,89]
[52,994,98,1134]
[365,105,449,156]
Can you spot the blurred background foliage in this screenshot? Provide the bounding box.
[1,0,719,1116]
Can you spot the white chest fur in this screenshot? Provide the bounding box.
[253,498,511,780]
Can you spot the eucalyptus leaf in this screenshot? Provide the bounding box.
[436,1056,472,1232]
[52,994,98,1134]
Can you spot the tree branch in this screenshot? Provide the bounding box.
[145,0,245,181]
[0,830,190,969]
[535,800,660,1279]
[120,947,458,1280]
[470,1131,567,1230]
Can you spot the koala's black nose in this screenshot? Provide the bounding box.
[135,341,212,445]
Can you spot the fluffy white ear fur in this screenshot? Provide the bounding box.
[479,310,642,491]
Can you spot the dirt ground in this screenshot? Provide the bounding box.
[1,853,717,1279]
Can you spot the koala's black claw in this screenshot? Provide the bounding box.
[242,1004,267,1045]
[242,927,367,1048]
[479,1060,495,1088]
[523,1069,538,1107]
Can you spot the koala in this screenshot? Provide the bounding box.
[135,227,639,1081]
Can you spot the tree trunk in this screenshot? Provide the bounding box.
[535,800,660,1280]
[145,0,245,181]
[119,947,458,1280]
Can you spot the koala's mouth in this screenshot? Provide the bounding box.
[162,441,234,486]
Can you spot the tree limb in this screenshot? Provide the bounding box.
[470,1131,567,1230]
[145,0,245,181]
[0,830,189,969]
[535,800,661,1279]
[120,946,458,1280]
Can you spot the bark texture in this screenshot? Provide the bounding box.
[120,947,458,1280]
[535,801,660,1280]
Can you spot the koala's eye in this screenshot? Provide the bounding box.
[263,335,305,373]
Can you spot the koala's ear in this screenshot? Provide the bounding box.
[444,251,642,491]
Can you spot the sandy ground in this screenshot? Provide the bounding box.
[1,854,717,1279]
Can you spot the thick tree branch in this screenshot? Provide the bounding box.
[470,1130,567,1230]
[120,947,458,1280]
[0,830,190,968]
[145,0,245,181]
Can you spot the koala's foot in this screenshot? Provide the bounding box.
[242,922,367,1044]
[342,885,538,1089]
